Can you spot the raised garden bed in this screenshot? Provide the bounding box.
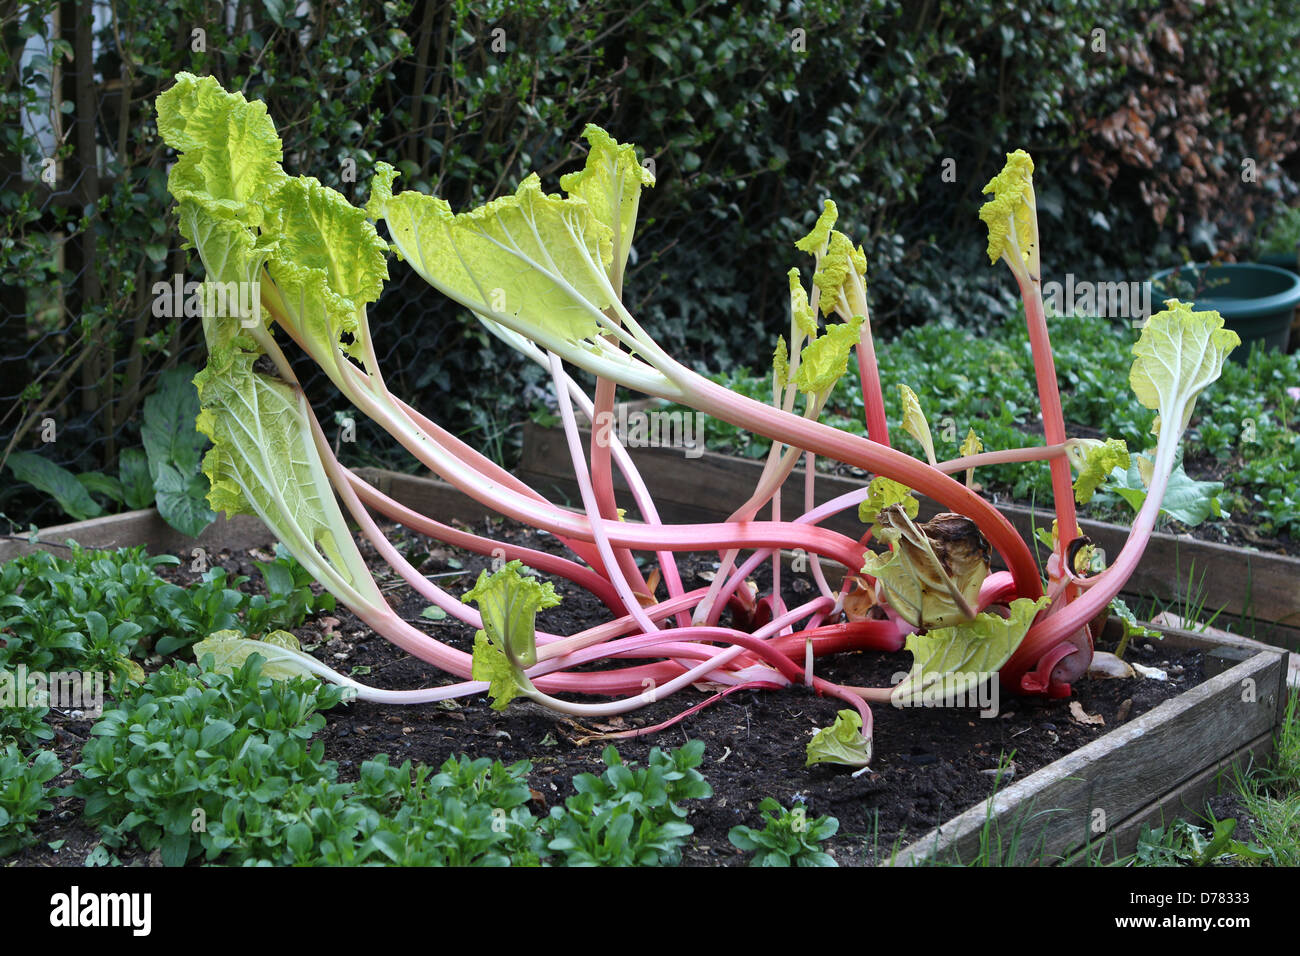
[8,475,1292,866]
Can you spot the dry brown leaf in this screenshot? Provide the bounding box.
[1069,701,1105,726]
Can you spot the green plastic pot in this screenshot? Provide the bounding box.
[1149,262,1300,362]
[1259,250,1300,276]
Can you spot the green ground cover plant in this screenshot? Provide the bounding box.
[67,654,714,866]
[728,796,840,866]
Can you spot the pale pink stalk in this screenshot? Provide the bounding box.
[549,351,661,637]
[1004,439,1176,694]
[518,598,833,717]
[588,374,653,599]
[340,467,626,611]
[562,377,688,623]
[856,316,891,444]
[802,452,838,602]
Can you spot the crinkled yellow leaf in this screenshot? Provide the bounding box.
[813,231,857,315]
[464,560,559,670]
[558,124,654,285]
[795,199,838,255]
[898,384,937,465]
[787,268,817,339]
[794,315,862,396]
[369,164,614,346]
[1065,437,1131,504]
[773,336,790,390]
[978,149,1037,274]
[157,73,288,228]
[806,709,871,768]
[891,597,1049,707]
[472,630,526,712]
[857,476,919,527]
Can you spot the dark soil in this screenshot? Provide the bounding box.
[13,519,1222,867]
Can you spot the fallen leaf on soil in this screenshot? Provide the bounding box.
[1069,701,1105,726]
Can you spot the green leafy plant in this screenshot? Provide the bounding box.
[69,656,346,866]
[150,568,247,655]
[3,367,213,536]
[70,652,713,867]
[0,743,61,857]
[0,545,173,681]
[1131,816,1272,867]
[249,544,337,632]
[728,796,839,866]
[541,741,713,866]
[140,366,215,537]
[1260,206,1300,256]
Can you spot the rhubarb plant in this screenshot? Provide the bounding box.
[154,73,1238,768]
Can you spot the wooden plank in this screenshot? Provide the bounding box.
[519,423,1300,646]
[0,509,271,564]
[886,649,1286,866]
[351,467,585,526]
[1148,622,1300,691]
[1060,731,1276,866]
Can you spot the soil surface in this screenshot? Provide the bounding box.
[14,519,1224,867]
